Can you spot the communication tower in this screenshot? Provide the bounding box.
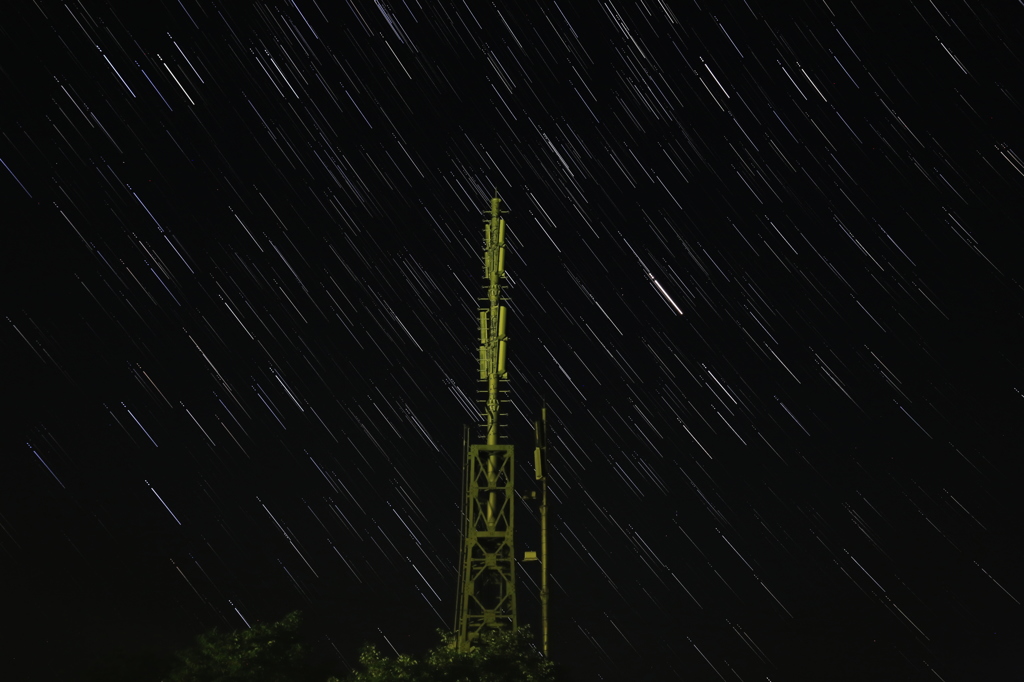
[454,195,517,651]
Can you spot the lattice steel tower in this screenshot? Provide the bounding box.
[454,194,516,651]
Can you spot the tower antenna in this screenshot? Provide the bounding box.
[534,401,550,656]
[455,194,517,651]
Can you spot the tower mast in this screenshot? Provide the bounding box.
[534,402,550,657]
[455,194,516,651]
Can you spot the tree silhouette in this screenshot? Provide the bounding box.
[162,612,564,682]
[344,626,558,682]
[166,611,310,682]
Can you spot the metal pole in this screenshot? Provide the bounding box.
[534,402,550,657]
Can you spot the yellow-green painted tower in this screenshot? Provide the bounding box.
[455,194,516,650]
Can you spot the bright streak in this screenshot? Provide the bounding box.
[149,483,182,525]
[125,404,159,446]
[648,273,684,315]
[30,447,66,488]
[233,604,251,628]
[162,58,196,105]
[103,54,136,97]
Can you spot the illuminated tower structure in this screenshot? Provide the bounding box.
[455,194,516,651]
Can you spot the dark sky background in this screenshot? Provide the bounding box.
[3,1,1023,680]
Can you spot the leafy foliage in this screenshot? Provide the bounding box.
[343,627,556,682]
[166,611,309,682]
[162,613,561,682]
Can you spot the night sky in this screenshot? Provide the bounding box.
[3,1,1023,680]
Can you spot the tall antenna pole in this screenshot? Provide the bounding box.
[455,194,516,651]
[482,194,507,449]
[534,402,550,657]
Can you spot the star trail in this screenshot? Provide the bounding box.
[3,1,1023,680]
